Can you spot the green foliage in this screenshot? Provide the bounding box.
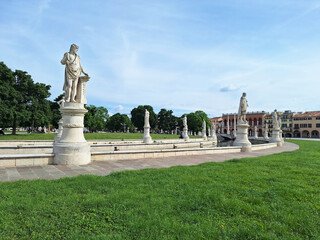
[131,105,157,130]
[0,140,319,239]
[157,108,178,132]
[107,113,134,132]
[48,94,64,129]
[84,105,109,132]
[195,110,211,130]
[0,62,51,134]
[186,112,202,133]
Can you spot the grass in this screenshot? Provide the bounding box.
[0,140,319,239]
[0,132,200,141]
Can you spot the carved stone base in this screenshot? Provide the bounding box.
[53,102,91,165]
[182,128,189,141]
[143,127,153,144]
[233,123,252,152]
[271,129,283,147]
[53,142,91,165]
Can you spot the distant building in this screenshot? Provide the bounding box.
[221,111,266,137]
[281,110,295,137]
[292,111,320,138]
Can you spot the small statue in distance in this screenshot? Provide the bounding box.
[238,92,248,124]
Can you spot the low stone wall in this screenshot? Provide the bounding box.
[0,140,212,154]
[0,154,54,168]
[91,146,242,161]
[0,141,279,168]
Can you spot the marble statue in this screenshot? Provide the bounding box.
[271,109,282,146]
[183,116,187,128]
[201,119,207,140]
[233,92,251,151]
[182,115,189,141]
[238,92,248,124]
[272,109,279,129]
[143,109,152,143]
[61,44,89,102]
[144,109,150,127]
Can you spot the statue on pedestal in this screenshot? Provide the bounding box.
[234,92,251,151]
[182,115,189,141]
[61,44,90,103]
[143,109,152,144]
[238,92,248,124]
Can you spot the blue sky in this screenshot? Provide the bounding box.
[1,0,320,117]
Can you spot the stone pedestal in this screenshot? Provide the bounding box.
[143,126,153,144]
[53,102,91,165]
[182,127,190,141]
[263,131,269,141]
[271,128,283,146]
[233,123,252,152]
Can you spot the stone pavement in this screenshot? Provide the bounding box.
[0,142,298,182]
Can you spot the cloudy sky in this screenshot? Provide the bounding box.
[1,0,320,117]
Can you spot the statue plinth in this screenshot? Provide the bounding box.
[182,127,190,141]
[233,123,252,152]
[53,102,91,165]
[271,128,283,147]
[143,126,153,144]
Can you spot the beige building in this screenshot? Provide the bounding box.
[292,111,320,138]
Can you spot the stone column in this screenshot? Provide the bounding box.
[53,102,91,165]
[227,115,230,134]
[254,126,258,139]
[234,123,252,152]
[201,120,207,140]
[143,110,153,144]
[263,125,269,140]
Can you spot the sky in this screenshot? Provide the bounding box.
[1,0,320,117]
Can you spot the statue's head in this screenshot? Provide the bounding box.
[242,92,246,97]
[69,44,79,53]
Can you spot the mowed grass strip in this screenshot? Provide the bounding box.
[0,132,200,141]
[0,140,319,239]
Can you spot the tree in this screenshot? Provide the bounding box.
[195,110,211,131]
[0,62,51,134]
[84,105,109,132]
[131,105,157,131]
[48,94,64,129]
[0,62,16,129]
[157,108,177,132]
[186,112,202,134]
[107,113,134,132]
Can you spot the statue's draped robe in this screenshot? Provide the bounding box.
[62,53,82,93]
[238,97,248,122]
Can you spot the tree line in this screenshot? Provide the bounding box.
[0,62,211,134]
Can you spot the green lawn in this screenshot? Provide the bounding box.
[0,132,200,141]
[0,140,319,239]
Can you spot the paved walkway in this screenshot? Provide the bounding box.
[0,142,299,182]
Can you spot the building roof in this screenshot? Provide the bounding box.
[294,111,320,118]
